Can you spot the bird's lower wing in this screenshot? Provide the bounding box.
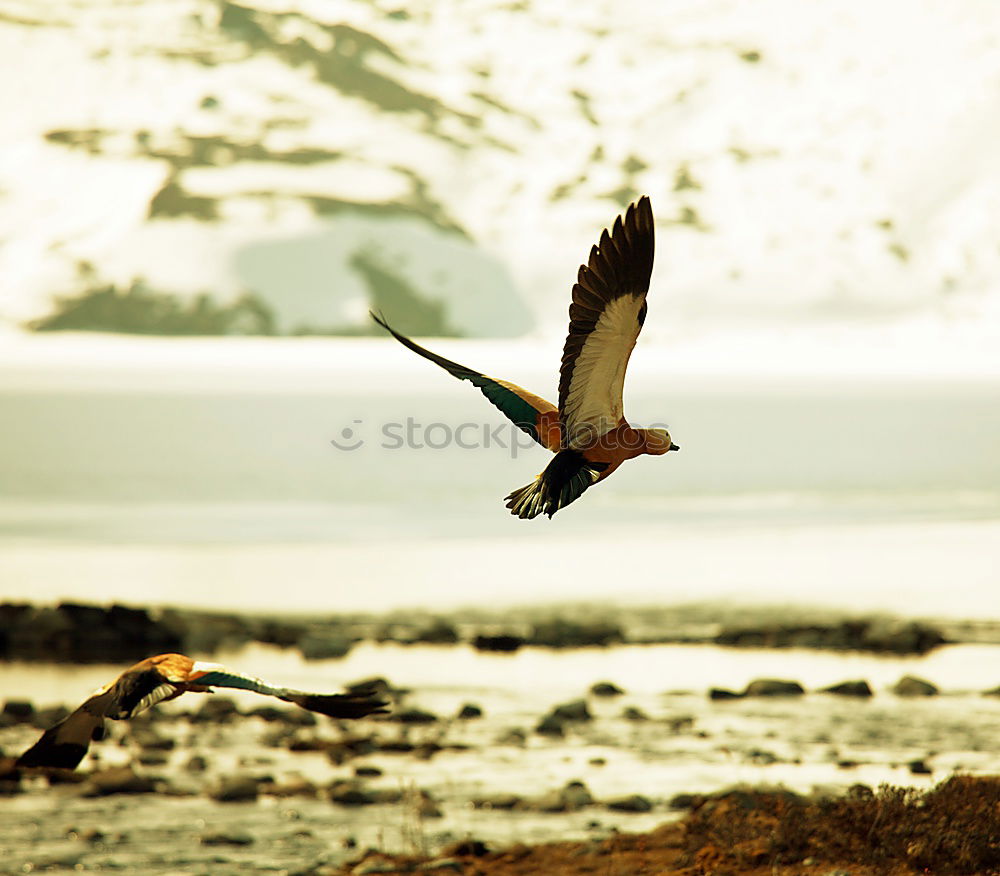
[189,664,389,719]
[559,197,654,449]
[15,704,105,769]
[372,313,561,453]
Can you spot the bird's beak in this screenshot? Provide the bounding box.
[669,443,680,452]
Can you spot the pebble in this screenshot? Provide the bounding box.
[80,765,155,796]
[211,774,261,802]
[201,830,254,846]
[590,682,625,697]
[892,676,938,697]
[606,794,652,812]
[820,680,874,698]
[743,678,805,697]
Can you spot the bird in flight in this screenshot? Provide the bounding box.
[14,653,388,770]
[372,196,678,519]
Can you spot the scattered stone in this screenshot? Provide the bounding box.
[535,714,565,737]
[262,777,318,798]
[394,707,437,724]
[909,759,933,775]
[201,830,254,846]
[211,774,261,802]
[192,696,240,723]
[330,782,376,806]
[983,686,1000,697]
[137,750,170,766]
[669,792,699,809]
[184,754,208,773]
[496,727,527,746]
[412,619,459,644]
[354,765,383,777]
[747,748,780,765]
[441,839,489,857]
[134,730,175,750]
[589,757,606,766]
[550,699,592,722]
[622,706,649,722]
[590,681,624,697]
[714,619,946,655]
[456,703,482,719]
[2,700,35,723]
[709,688,743,700]
[472,633,523,652]
[298,631,353,660]
[743,679,805,697]
[820,680,874,698]
[606,794,653,812]
[376,738,415,753]
[892,676,938,697]
[533,780,593,812]
[529,619,623,648]
[80,765,155,796]
[472,793,522,810]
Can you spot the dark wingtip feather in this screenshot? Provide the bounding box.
[16,732,89,770]
[293,692,390,720]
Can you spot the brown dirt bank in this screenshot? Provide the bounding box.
[335,777,1000,876]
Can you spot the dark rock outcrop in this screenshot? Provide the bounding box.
[820,680,874,698]
[892,676,938,697]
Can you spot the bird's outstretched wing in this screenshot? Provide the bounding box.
[15,655,389,771]
[188,663,390,719]
[372,312,562,453]
[558,197,655,449]
[15,686,117,769]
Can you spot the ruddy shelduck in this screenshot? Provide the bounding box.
[373,196,678,518]
[15,653,388,770]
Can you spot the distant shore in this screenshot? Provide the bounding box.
[5,598,996,667]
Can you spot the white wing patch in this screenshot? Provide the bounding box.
[191,660,225,675]
[562,295,645,448]
[131,683,177,717]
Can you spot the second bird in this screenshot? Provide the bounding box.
[372,196,679,519]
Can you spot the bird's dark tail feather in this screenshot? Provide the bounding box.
[505,449,607,519]
[285,689,389,719]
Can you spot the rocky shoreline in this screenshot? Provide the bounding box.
[3,601,1000,873]
[1,600,983,666]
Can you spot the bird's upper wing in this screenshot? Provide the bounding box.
[372,313,562,453]
[558,197,655,449]
[188,662,390,719]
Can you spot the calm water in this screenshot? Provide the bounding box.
[1,342,998,618]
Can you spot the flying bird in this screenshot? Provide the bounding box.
[372,196,678,518]
[15,653,388,770]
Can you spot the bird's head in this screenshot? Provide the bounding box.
[642,428,680,456]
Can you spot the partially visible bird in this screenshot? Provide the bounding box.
[14,653,388,770]
[373,195,679,519]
